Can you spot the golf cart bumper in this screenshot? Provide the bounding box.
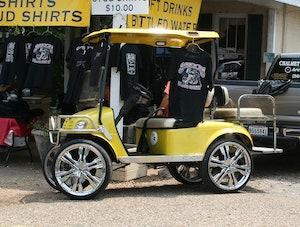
[48,115,112,145]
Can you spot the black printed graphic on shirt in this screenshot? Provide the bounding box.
[5,42,16,63]
[32,43,54,64]
[126,53,136,75]
[177,62,206,91]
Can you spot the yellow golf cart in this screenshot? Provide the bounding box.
[46,28,253,200]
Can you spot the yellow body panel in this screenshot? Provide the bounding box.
[83,28,219,47]
[62,107,127,158]
[136,121,252,156]
[62,107,252,159]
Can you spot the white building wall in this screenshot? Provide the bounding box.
[272,5,300,54]
[283,5,300,52]
[274,7,284,54]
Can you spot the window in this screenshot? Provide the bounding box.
[269,57,300,82]
[217,60,244,80]
[217,17,246,80]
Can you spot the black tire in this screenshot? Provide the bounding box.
[42,146,60,190]
[202,138,253,193]
[52,139,112,200]
[167,164,203,185]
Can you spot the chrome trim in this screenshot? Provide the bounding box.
[252,146,283,154]
[119,155,203,164]
[283,128,300,137]
[54,115,98,130]
[49,131,60,145]
[54,143,107,197]
[48,115,112,145]
[49,116,61,131]
[237,94,278,153]
[208,141,252,191]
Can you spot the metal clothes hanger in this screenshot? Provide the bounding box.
[81,27,91,38]
[27,26,39,36]
[186,38,204,52]
[13,26,20,35]
[42,26,52,35]
[21,27,26,35]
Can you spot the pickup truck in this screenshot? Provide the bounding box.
[216,53,300,152]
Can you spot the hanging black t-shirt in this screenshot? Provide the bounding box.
[118,44,143,100]
[0,35,27,87]
[168,48,213,123]
[17,34,36,89]
[66,37,94,70]
[90,41,108,87]
[89,42,120,87]
[64,38,94,104]
[24,34,63,91]
[0,36,18,85]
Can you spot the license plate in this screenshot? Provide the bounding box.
[248,126,268,136]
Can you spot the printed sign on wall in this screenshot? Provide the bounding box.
[0,0,91,26]
[92,0,149,15]
[127,0,202,30]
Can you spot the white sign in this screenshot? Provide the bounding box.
[92,0,149,15]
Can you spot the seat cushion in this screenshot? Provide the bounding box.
[135,118,177,129]
[213,108,265,119]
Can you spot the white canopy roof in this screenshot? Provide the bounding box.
[207,0,300,9]
[275,0,300,7]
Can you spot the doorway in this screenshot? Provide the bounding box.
[214,14,247,80]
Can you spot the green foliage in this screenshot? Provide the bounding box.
[32,119,49,136]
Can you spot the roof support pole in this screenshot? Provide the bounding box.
[110,14,126,138]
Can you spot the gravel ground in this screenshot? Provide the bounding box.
[0,150,299,226]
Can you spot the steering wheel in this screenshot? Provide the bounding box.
[115,83,153,124]
[131,83,153,101]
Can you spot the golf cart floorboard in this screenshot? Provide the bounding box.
[252,146,283,154]
[119,154,204,164]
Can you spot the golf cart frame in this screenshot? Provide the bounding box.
[46,28,254,200]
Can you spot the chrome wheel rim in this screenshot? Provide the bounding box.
[54,143,106,197]
[176,164,202,183]
[208,142,251,191]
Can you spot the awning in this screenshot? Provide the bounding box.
[275,0,300,7]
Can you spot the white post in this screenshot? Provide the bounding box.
[110,14,126,138]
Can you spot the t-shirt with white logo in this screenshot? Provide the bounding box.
[25,34,63,91]
[118,44,143,100]
[168,48,213,123]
